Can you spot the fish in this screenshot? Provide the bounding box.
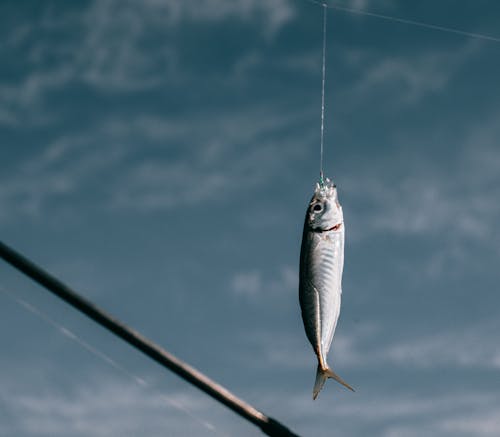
[299,177,354,399]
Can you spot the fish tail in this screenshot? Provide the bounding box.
[313,364,355,399]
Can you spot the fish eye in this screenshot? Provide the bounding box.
[313,204,323,212]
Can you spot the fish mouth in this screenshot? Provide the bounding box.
[311,222,342,233]
[314,178,336,200]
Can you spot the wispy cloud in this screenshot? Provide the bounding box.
[345,39,481,108]
[440,409,500,437]
[381,323,500,370]
[382,395,500,437]
[0,0,295,126]
[0,132,125,221]
[130,0,295,33]
[249,314,500,373]
[344,0,396,10]
[0,0,479,129]
[343,112,500,263]
[0,103,314,222]
[380,401,500,437]
[328,319,500,371]
[5,366,498,437]
[0,378,222,437]
[167,0,295,35]
[230,265,297,299]
[271,389,500,437]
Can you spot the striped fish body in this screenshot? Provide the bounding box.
[299,178,353,399]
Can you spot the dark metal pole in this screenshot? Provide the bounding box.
[0,240,300,437]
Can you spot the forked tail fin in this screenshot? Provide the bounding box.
[313,365,355,400]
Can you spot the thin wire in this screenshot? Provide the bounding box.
[303,0,500,44]
[0,286,227,437]
[319,3,327,184]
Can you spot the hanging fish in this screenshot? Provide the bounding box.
[299,177,354,399]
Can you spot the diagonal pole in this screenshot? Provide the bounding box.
[0,240,300,437]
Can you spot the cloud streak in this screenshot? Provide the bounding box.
[269,389,500,437]
[0,101,315,222]
[0,378,223,437]
[342,111,500,261]
[342,39,481,110]
[0,0,295,126]
[230,265,297,299]
[249,315,500,373]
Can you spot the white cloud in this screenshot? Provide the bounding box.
[5,354,498,437]
[346,0,393,10]
[324,393,496,423]
[132,0,295,32]
[0,0,295,125]
[107,110,312,212]
[0,379,222,437]
[342,111,500,263]
[277,389,500,437]
[77,1,177,91]
[380,400,500,437]
[0,0,478,128]
[171,0,295,35]
[440,409,500,436]
[355,54,447,102]
[231,270,262,297]
[251,315,500,373]
[230,265,297,299]
[0,101,314,222]
[348,40,480,107]
[242,322,375,374]
[329,318,500,372]
[382,325,500,370]
[0,132,126,221]
[0,66,73,126]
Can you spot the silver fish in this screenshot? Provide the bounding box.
[299,177,354,399]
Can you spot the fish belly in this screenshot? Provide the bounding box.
[299,229,344,364]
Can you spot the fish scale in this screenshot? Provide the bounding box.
[318,234,343,355]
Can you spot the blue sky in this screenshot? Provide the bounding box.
[1,1,500,436]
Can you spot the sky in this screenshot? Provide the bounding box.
[1,0,500,436]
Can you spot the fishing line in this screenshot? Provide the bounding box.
[303,0,500,44]
[319,3,327,184]
[0,286,226,437]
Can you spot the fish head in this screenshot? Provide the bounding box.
[307,178,343,231]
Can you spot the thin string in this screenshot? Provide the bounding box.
[0,286,227,437]
[319,3,327,185]
[303,0,500,44]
